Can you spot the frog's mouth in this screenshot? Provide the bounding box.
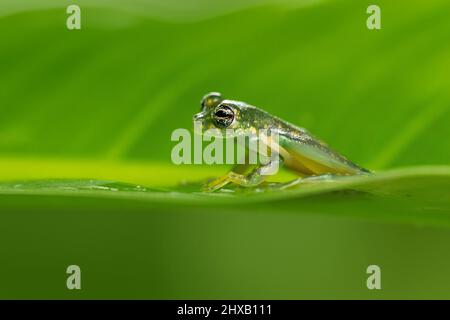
[192,113,207,136]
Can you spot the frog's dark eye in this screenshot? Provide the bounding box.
[213,105,234,128]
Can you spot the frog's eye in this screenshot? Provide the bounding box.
[213,105,234,128]
[201,92,222,111]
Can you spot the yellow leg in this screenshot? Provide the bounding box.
[204,174,233,192]
[204,159,282,192]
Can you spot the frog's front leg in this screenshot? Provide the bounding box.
[205,159,283,192]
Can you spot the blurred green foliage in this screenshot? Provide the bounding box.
[0,0,449,174]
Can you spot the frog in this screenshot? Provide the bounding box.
[193,92,370,192]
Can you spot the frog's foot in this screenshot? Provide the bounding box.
[203,174,232,192]
[203,159,283,192]
[203,170,269,192]
[301,174,337,182]
[274,174,342,190]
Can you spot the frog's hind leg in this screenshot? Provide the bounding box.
[274,174,339,190]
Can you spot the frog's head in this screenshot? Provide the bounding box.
[193,92,268,138]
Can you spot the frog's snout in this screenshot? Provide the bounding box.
[193,112,206,122]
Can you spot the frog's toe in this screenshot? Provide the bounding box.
[202,176,230,192]
[202,183,218,192]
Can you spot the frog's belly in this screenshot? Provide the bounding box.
[279,143,360,176]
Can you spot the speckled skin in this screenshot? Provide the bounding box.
[194,93,369,188]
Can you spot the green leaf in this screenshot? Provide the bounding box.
[1,165,450,299]
[1,165,449,226]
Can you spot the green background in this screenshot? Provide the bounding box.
[0,0,449,299]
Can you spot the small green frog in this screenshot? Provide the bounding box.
[193,92,370,191]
